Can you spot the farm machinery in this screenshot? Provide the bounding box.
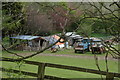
[74,38,93,53]
[74,38,105,54]
[91,39,106,54]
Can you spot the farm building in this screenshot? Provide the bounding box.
[11,35,46,51]
[11,35,65,51]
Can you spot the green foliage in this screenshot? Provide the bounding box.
[75,18,92,37]
[2,2,26,35]
[2,36,9,47]
[91,33,110,39]
[66,19,79,32]
[75,16,119,37]
[3,61,27,78]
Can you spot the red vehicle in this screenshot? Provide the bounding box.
[91,39,106,54]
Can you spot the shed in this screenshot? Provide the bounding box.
[11,35,46,51]
[11,35,65,51]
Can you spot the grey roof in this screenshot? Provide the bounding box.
[11,35,41,40]
[41,36,57,44]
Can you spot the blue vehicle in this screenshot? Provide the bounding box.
[82,38,93,51]
[74,38,93,53]
[74,41,88,53]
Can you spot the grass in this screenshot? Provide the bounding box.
[91,33,110,38]
[2,48,106,58]
[1,50,119,79]
[1,32,119,79]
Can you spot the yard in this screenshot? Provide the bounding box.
[1,49,119,79]
[2,2,120,80]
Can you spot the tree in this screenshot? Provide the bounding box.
[2,2,26,45]
[2,1,120,62]
[1,2,120,79]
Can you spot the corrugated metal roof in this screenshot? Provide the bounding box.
[42,36,57,44]
[11,35,41,40]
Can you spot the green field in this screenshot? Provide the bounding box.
[2,48,106,57]
[91,33,110,38]
[1,49,119,79]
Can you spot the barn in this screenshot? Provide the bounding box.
[11,35,47,51]
[11,35,65,51]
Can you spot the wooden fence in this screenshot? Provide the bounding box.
[1,58,120,80]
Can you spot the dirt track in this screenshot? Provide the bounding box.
[14,52,118,61]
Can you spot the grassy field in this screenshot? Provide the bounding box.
[1,32,118,79]
[1,49,119,79]
[91,33,110,38]
[2,48,106,57]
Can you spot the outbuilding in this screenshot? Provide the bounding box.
[11,35,65,51]
[11,35,47,51]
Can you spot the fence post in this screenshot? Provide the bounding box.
[37,63,46,80]
[106,73,114,80]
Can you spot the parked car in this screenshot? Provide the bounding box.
[74,41,88,53]
[91,39,106,54]
[74,38,94,53]
[82,38,93,51]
